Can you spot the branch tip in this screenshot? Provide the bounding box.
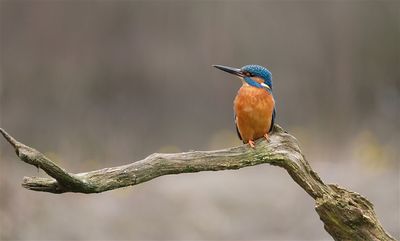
[0,128,21,149]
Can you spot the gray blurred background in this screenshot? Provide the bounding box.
[0,1,399,240]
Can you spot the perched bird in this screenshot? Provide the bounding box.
[213,64,275,148]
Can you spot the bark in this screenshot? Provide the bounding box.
[0,125,395,241]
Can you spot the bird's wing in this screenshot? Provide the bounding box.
[234,114,242,140]
[269,107,276,132]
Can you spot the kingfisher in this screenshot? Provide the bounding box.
[213,64,275,148]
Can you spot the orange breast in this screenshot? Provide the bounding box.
[234,85,275,143]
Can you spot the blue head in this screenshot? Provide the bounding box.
[213,64,273,91]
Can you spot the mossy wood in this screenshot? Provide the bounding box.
[0,126,395,241]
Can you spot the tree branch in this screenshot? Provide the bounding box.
[0,125,396,241]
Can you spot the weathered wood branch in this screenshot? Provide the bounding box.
[0,125,396,241]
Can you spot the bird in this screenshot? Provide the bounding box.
[213,64,275,148]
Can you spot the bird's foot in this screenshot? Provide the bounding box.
[264,133,270,143]
[248,140,256,148]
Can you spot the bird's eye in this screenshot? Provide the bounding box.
[244,72,253,77]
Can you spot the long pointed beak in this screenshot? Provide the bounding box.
[213,65,244,77]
